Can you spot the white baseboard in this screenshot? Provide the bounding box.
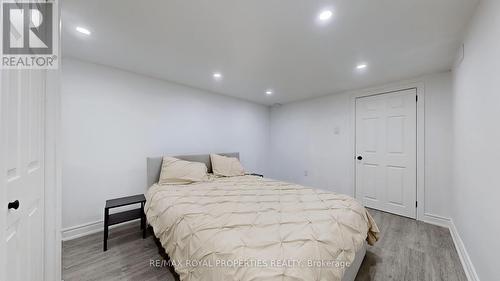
[61,219,140,241]
[448,220,480,281]
[422,213,451,228]
[421,213,479,281]
[61,220,102,241]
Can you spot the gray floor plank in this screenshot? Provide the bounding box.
[62,208,467,281]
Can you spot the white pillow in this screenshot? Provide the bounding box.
[158,156,208,185]
[210,154,245,177]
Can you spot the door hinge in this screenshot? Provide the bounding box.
[416,95,418,102]
[416,201,418,208]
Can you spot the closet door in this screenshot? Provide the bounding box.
[1,69,46,281]
[355,89,417,219]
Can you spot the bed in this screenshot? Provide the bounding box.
[145,153,379,281]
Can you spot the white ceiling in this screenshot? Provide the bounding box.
[62,0,478,105]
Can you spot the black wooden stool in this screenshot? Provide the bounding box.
[103,194,146,251]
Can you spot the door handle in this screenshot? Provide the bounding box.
[8,200,19,210]
[357,156,363,160]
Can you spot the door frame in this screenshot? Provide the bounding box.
[44,1,62,279]
[44,68,62,281]
[350,81,425,221]
[43,1,62,278]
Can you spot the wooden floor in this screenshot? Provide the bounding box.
[63,209,467,281]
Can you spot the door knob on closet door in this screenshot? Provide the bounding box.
[357,156,363,160]
[8,200,19,210]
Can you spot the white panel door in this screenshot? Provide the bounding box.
[1,68,45,281]
[355,89,417,218]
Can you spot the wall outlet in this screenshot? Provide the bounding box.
[304,170,308,176]
[334,126,340,135]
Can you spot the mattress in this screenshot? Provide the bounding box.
[145,175,379,281]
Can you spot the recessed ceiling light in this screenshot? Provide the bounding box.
[318,10,333,21]
[265,90,273,95]
[76,26,91,35]
[356,63,368,70]
[213,72,222,80]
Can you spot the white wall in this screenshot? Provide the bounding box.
[62,58,456,235]
[451,0,500,280]
[61,58,270,230]
[269,72,453,219]
[269,87,354,195]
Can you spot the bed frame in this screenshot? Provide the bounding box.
[146,153,366,281]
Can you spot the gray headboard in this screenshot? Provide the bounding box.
[146,152,239,188]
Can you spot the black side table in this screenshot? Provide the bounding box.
[103,194,146,251]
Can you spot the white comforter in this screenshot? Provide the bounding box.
[145,175,379,281]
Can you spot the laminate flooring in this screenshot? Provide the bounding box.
[62,209,467,281]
